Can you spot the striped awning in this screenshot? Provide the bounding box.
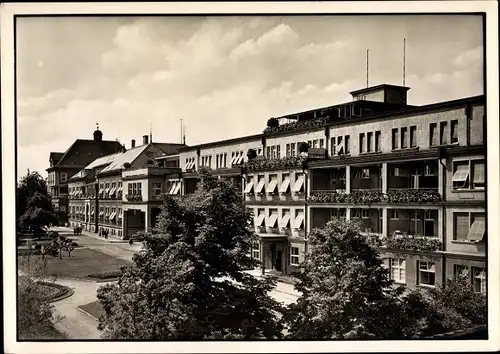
[452,165,469,182]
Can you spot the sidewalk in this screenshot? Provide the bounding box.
[53,226,132,244]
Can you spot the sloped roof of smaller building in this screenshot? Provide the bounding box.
[52,139,123,168]
[49,152,65,164]
[98,144,149,174]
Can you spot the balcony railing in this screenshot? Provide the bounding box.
[126,194,143,202]
[367,232,442,253]
[264,117,330,136]
[309,189,442,204]
[243,156,306,171]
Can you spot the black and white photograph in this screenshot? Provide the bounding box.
[2,1,499,353]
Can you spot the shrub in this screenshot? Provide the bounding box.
[246,148,257,160]
[266,117,279,128]
[88,270,122,279]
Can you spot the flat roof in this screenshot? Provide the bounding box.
[350,84,411,95]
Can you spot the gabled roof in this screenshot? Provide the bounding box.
[98,144,150,174]
[48,139,123,171]
[49,152,65,164]
[85,152,122,170]
[151,143,186,156]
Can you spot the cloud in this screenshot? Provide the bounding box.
[16,16,484,179]
[454,46,482,68]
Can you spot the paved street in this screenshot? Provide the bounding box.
[46,227,299,339]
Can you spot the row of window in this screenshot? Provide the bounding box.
[98,181,123,199]
[389,258,486,294]
[266,145,281,159]
[127,182,142,196]
[391,126,417,150]
[360,131,382,153]
[326,208,436,221]
[430,120,459,147]
[254,208,305,230]
[245,173,305,195]
[331,135,351,156]
[187,149,258,171]
[98,206,123,221]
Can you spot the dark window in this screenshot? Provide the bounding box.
[440,121,448,145]
[345,135,350,154]
[401,127,408,149]
[367,132,373,152]
[430,123,438,146]
[375,131,381,152]
[392,128,399,150]
[451,120,459,144]
[410,126,417,147]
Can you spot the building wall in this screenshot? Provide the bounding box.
[445,206,486,254]
[179,138,263,171]
[470,104,485,145]
[245,169,306,203]
[329,107,468,157]
[265,129,325,155]
[445,154,485,202]
[381,252,444,290]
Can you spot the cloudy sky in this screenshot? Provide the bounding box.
[16,15,483,178]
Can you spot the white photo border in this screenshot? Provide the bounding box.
[2,1,498,353]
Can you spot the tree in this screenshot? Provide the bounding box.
[18,244,65,339]
[97,168,284,339]
[283,219,422,339]
[17,171,57,238]
[409,272,487,337]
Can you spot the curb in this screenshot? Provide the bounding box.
[76,306,99,321]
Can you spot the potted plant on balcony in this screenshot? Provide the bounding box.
[266,117,279,129]
[247,148,257,160]
[123,162,131,169]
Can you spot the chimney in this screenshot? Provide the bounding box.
[131,139,136,148]
[143,135,149,145]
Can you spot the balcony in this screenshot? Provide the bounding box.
[126,194,143,202]
[387,161,438,190]
[243,156,306,172]
[368,232,442,253]
[264,116,330,136]
[309,189,442,205]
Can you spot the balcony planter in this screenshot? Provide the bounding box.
[386,189,442,204]
[243,156,306,172]
[125,194,143,202]
[309,189,442,205]
[246,148,257,160]
[266,117,280,129]
[263,117,330,136]
[123,162,132,169]
[382,232,442,253]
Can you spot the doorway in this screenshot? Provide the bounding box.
[424,219,435,236]
[275,250,282,272]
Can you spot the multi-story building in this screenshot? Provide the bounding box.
[175,83,486,292]
[67,134,184,238]
[46,128,124,225]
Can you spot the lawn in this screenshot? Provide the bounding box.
[78,300,105,320]
[18,248,132,280]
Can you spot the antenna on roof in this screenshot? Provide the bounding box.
[96,122,99,130]
[403,38,406,86]
[366,49,369,88]
[181,118,184,143]
[183,123,186,145]
[149,120,153,143]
